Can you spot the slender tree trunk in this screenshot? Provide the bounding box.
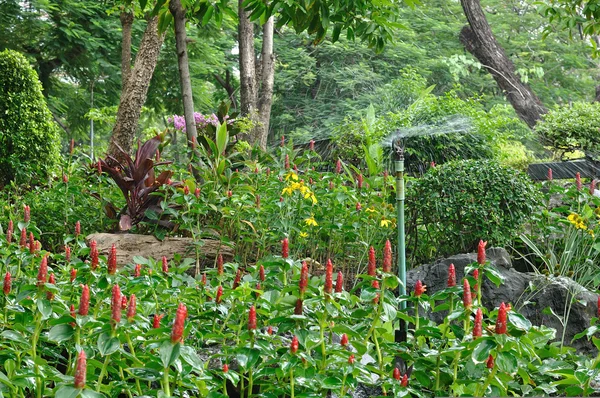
[120,11,134,90]
[459,0,547,128]
[108,16,165,160]
[238,0,258,120]
[256,16,275,149]
[214,70,238,111]
[169,0,197,146]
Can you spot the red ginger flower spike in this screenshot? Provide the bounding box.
[340,333,349,347]
[393,368,401,381]
[171,303,188,344]
[309,139,315,151]
[336,159,342,174]
[357,174,363,189]
[348,354,355,364]
[121,295,127,309]
[324,259,333,294]
[372,280,380,304]
[285,154,290,169]
[111,285,121,325]
[37,255,48,288]
[216,285,223,303]
[299,262,309,295]
[65,245,71,263]
[294,298,303,315]
[463,279,472,310]
[63,173,68,184]
[383,240,392,273]
[473,308,483,338]
[97,161,102,175]
[356,202,362,211]
[486,354,494,369]
[19,227,27,248]
[223,364,229,373]
[290,335,299,354]
[3,272,10,295]
[127,294,136,322]
[29,232,35,254]
[183,185,189,195]
[414,280,426,297]
[6,220,13,243]
[201,273,207,285]
[153,314,163,329]
[79,285,90,316]
[90,240,98,270]
[473,269,479,294]
[495,302,507,334]
[267,326,273,335]
[282,238,289,259]
[75,221,81,237]
[576,172,582,191]
[23,204,30,223]
[217,254,223,275]
[107,244,117,275]
[233,269,242,289]
[70,304,76,326]
[74,350,87,389]
[281,135,285,147]
[547,168,553,181]
[259,265,265,282]
[255,283,261,298]
[134,264,141,277]
[335,271,344,293]
[162,256,169,273]
[477,240,487,265]
[447,263,456,287]
[367,246,376,276]
[194,187,201,198]
[47,273,56,300]
[401,374,409,387]
[248,306,257,330]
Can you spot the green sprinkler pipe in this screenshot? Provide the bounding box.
[395,149,406,311]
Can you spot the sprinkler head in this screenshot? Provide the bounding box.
[393,138,405,161]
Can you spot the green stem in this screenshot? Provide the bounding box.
[31,312,42,398]
[119,367,133,398]
[290,368,295,398]
[340,373,348,397]
[476,365,498,396]
[96,355,110,392]
[163,367,171,396]
[319,313,327,371]
[125,334,143,394]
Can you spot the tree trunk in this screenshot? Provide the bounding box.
[108,16,165,160]
[120,11,134,90]
[459,0,547,128]
[256,16,275,149]
[238,0,258,121]
[214,70,238,111]
[169,0,197,146]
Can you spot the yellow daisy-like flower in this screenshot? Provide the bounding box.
[365,207,376,213]
[380,219,392,227]
[589,229,595,238]
[299,232,308,238]
[285,171,299,181]
[305,215,318,227]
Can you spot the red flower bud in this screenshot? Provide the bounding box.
[216,285,223,303]
[153,314,163,329]
[372,280,380,304]
[324,259,333,294]
[183,185,190,195]
[282,238,289,259]
[248,305,257,330]
[47,273,56,300]
[194,187,201,198]
[223,364,229,373]
[6,220,13,243]
[356,202,362,211]
[393,368,401,381]
[3,272,11,295]
[217,254,224,275]
[447,263,456,287]
[591,179,597,195]
[367,246,376,276]
[309,139,315,151]
[401,374,409,387]
[477,240,487,265]
[107,244,117,275]
[65,245,71,263]
[63,173,68,184]
[294,298,303,315]
[111,285,121,325]
[340,333,348,347]
[495,302,507,334]
[23,204,30,223]
[171,303,187,343]
[75,221,81,237]
[233,269,242,289]
[29,232,35,254]
[201,273,207,285]
[134,264,141,277]
[121,294,127,309]
[430,161,436,168]
[227,190,232,198]
[547,168,553,181]
[97,161,102,175]
[335,271,344,293]
[255,282,261,298]
[290,335,299,354]
[281,135,285,147]
[162,256,169,273]
[576,172,582,191]
[299,262,308,295]
[414,280,426,297]
[90,240,98,270]
[383,240,392,273]
[127,294,136,322]
[284,154,290,169]
[19,227,27,248]
[293,164,298,172]
[463,279,472,310]
[37,255,48,288]
[79,285,90,316]
[336,159,342,174]
[357,174,363,189]
[259,265,265,282]
[348,354,355,364]
[70,304,76,326]
[329,181,334,190]
[74,350,87,389]
[473,308,483,338]
[486,354,494,369]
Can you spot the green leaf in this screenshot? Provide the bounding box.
[80,390,105,398]
[508,312,531,331]
[484,266,504,287]
[37,298,53,319]
[321,376,342,389]
[216,121,229,155]
[55,386,80,398]
[472,338,496,363]
[1,330,29,345]
[235,347,260,370]
[382,302,397,322]
[180,346,204,371]
[97,332,120,356]
[496,351,518,373]
[48,324,75,343]
[160,340,181,368]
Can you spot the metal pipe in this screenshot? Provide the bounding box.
[395,148,406,309]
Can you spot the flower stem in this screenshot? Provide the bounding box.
[163,367,171,396]
[290,367,295,398]
[96,355,110,392]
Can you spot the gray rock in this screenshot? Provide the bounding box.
[407,248,598,353]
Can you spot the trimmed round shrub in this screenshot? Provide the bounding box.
[535,101,600,157]
[0,50,60,187]
[407,159,539,263]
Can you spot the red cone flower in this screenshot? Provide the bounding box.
[576,172,582,191]
[90,240,98,270]
[134,264,141,277]
[357,174,363,189]
[162,256,168,273]
[255,282,261,298]
[111,285,121,325]
[153,314,163,329]
[70,304,76,326]
[171,303,188,344]
[477,240,487,265]
[340,333,348,347]
[473,269,479,294]
[74,350,87,389]
[463,279,472,310]
[23,205,30,223]
[294,298,303,315]
[447,263,456,287]
[356,202,362,211]
[368,246,376,276]
[107,244,117,275]
[201,273,207,285]
[217,254,223,275]
[97,161,102,175]
[79,285,90,316]
[248,306,257,330]
[216,285,223,303]
[194,187,201,198]
[75,221,81,237]
[183,185,190,195]
[267,326,273,335]
[495,302,507,334]
[65,245,71,263]
[383,240,392,272]
[281,135,285,147]
[547,168,553,181]
[336,159,342,174]
[223,364,229,373]
[335,271,344,293]
[37,255,48,287]
[414,280,426,297]
[324,259,333,294]
[121,294,127,309]
[285,154,290,169]
[259,264,265,282]
[486,354,494,369]
[126,295,136,322]
[401,374,409,387]
[309,139,315,151]
[393,368,401,380]
[3,272,10,295]
[372,280,380,304]
[299,262,308,295]
[282,238,289,259]
[19,227,26,248]
[6,220,13,243]
[290,335,299,354]
[29,232,35,254]
[232,269,242,289]
[348,354,355,364]
[473,308,483,338]
[47,273,56,300]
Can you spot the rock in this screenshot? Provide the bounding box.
[407,248,598,353]
[86,233,234,274]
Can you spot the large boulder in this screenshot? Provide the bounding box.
[86,233,234,274]
[407,248,597,353]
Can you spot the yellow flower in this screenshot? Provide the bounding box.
[305,215,318,227]
[380,219,392,227]
[299,232,308,238]
[365,207,376,213]
[285,171,299,181]
[589,229,595,238]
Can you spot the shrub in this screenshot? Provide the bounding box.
[535,101,600,157]
[408,159,539,262]
[0,50,61,187]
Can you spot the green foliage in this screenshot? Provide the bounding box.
[408,160,539,262]
[535,102,600,157]
[0,50,61,187]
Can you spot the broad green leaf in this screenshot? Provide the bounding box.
[472,338,496,363]
[48,324,75,343]
[160,340,181,368]
[54,386,80,398]
[97,332,120,356]
[496,351,518,373]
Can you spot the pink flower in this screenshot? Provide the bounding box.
[367,246,376,276]
[75,221,81,237]
[201,273,207,285]
[74,350,87,389]
[233,269,242,289]
[79,285,90,316]
[336,159,342,174]
[194,187,201,198]
[134,264,141,277]
[324,259,333,294]
[6,220,13,243]
[65,246,71,263]
[356,202,362,211]
[90,240,99,270]
[153,314,163,329]
[495,302,507,334]
[357,174,363,189]
[447,263,456,287]
[335,271,344,293]
[285,154,290,170]
[401,374,409,387]
[348,354,355,364]
[309,140,315,151]
[216,286,223,303]
[19,227,26,248]
[383,240,392,273]
[171,303,188,344]
[23,205,30,223]
[299,262,308,296]
[477,240,487,265]
[29,232,35,254]
[591,179,597,195]
[547,168,553,181]
[473,269,479,294]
